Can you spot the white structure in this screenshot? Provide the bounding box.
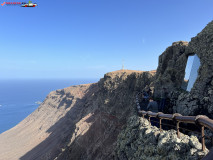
[186,54,201,91]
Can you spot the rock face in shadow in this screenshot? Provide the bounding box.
[0,70,154,160]
[154,21,213,117]
[56,70,154,160]
[154,41,189,97]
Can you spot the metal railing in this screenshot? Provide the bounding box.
[135,92,213,160]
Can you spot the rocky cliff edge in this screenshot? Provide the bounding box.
[0,70,154,160]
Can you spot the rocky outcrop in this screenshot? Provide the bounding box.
[154,21,213,117]
[115,116,208,160]
[154,41,189,98]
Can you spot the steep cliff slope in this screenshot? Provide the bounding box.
[0,70,154,160]
[0,83,95,160]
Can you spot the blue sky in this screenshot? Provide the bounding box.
[0,0,213,79]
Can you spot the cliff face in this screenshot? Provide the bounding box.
[0,70,154,160]
[56,70,154,160]
[0,83,96,160]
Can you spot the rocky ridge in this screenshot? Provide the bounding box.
[56,70,154,160]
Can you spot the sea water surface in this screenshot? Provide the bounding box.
[0,79,98,134]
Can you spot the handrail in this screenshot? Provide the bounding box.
[135,92,213,160]
[158,113,174,120]
[138,110,213,128]
[175,115,196,124]
[198,116,213,132]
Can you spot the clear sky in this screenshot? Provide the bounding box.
[0,0,213,79]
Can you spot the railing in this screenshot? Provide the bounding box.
[135,92,213,160]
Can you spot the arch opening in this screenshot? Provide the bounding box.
[182,54,200,92]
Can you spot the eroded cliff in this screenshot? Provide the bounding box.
[0,70,154,160]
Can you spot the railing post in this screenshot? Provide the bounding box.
[148,116,151,124]
[201,126,205,151]
[177,121,180,138]
[160,119,162,132]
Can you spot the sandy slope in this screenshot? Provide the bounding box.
[0,84,93,160]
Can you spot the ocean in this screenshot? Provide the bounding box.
[0,79,98,134]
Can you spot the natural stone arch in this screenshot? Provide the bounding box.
[186,54,201,91]
[153,21,213,117]
[181,53,201,92]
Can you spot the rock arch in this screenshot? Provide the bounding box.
[182,54,201,91]
[153,21,213,117]
[186,54,201,91]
